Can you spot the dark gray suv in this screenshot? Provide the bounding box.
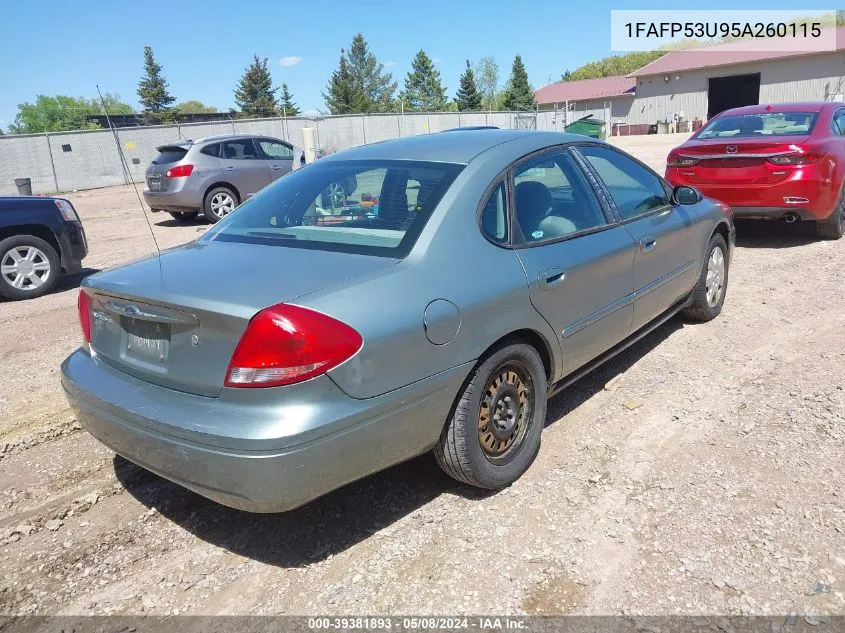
[143,134,297,223]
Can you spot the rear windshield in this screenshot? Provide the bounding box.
[152,147,189,164]
[203,159,464,257]
[697,112,819,139]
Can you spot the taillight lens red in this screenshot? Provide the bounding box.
[767,152,823,166]
[225,304,362,388]
[165,164,194,177]
[78,290,92,343]
[667,154,699,168]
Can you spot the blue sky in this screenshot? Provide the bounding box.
[0,0,824,130]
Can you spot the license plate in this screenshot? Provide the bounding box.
[122,318,170,367]
[147,176,162,191]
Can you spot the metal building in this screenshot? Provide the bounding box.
[534,75,637,134]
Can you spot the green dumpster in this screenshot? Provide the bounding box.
[564,115,606,140]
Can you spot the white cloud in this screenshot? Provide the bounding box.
[279,56,302,67]
[384,61,397,68]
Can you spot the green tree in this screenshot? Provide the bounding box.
[324,52,362,114]
[85,93,135,115]
[455,60,483,111]
[500,54,535,110]
[474,56,499,111]
[278,83,301,116]
[564,51,665,81]
[234,55,278,117]
[346,33,396,112]
[174,100,218,113]
[9,96,99,133]
[137,46,176,123]
[401,50,448,111]
[561,70,572,81]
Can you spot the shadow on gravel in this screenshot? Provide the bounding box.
[116,316,685,568]
[154,217,209,228]
[55,267,100,292]
[734,219,819,249]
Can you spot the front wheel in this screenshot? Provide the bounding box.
[0,235,61,300]
[683,233,729,322]
[435,342,547,490]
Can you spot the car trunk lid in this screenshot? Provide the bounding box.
[674,136,810,185]
[85,241,398,397]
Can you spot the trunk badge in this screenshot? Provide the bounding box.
[726,145,738,154]
[191,335,200,346]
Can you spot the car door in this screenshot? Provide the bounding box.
[219,138,272,198]
[499,148,636,375]
[578,144,697,332]
[256,138,295,181]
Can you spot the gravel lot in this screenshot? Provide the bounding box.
[1,133,843,618]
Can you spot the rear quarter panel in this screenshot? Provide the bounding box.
[296,146,563,400]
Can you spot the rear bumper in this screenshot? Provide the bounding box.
[667,169,837,221]
[61,348,470,512]
[143,189,201,212]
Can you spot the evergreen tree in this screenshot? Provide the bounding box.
[561,70,573,81]
[455,60,483,111]
[500,54,535,110]
[402,50,448,111]
[137,46,176,123]
[278,83,301,116]
[324,52,362,114]
[346,33,396,112]
[234,55,277,117]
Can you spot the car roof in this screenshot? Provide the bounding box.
[190,134,284,145]
[320,129,594,165]
[719,102,832,116]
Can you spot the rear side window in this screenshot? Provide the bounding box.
[221,139,261,160]
[200,143,221,158]
[481,182,508,244]
[152,147,188,164]
[579,146,670,220]
[204,159,463,257]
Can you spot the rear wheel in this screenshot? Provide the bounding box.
[435,342,547,490]
[0,235,60,300]
[683,233,729,322]
[816,196,845,240]
[169,211,199,222]
[203,187,237,223]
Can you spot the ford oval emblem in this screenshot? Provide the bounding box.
[726,145,738,154]
[124,305,141,316]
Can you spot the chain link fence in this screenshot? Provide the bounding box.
[0,110,574,196]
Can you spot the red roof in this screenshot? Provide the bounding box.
[631,26,845,77]
[535,75,636,105]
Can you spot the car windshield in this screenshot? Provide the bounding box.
[203,159,464,257]
[697,112,819,139]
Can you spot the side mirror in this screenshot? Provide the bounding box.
[673,185,702,205]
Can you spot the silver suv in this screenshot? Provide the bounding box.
[143,135,300,223]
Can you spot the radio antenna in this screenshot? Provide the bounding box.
[96,84,162,256]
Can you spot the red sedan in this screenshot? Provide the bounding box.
[666,102,845,240]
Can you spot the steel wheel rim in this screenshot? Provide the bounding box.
[1,246,51,291]
[478,361,534,465]
[705,245,726,307]
[327,183,345,208]
[210,193,235,218]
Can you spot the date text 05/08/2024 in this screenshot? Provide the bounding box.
[307,616,528,630]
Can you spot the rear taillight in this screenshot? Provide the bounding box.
[78,290,92,343]
[767,152,822,166]
[225,304,362,388]
[165,164,194,178]
[667,154,699,167]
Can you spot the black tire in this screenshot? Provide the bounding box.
[203,186,238,224]
[0,234,61,300]
[816,195,845,240]
[169,211,199,222]
[683,233,729,322]
[434,342,547,490]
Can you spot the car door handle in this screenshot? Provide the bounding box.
[640,236,657,253]
[225,166,237,172]
[538,267,566,290]
[270,165,283,170]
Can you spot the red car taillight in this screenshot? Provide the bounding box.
[766,152,823,166]
[165,164,194,177]
[667,153,699,168]
[225,304,363,388]
[78,290,92,343]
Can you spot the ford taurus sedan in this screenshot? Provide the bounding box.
[62,130,734,512]
[666,102,845,240]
